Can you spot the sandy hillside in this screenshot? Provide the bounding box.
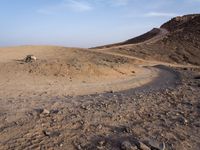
[93,14,200,65]
[0,45,158,97]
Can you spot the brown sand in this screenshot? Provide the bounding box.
[0,46,159,98]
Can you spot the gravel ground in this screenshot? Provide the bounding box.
[0,66,200,150]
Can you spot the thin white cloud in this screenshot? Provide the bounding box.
[37,9,54,15]
[37,0,93,15]
[144,12,178,17]
[112,0,130,6]
[67,0,93,12]
[93,0,130,7]
[190,0,200,2]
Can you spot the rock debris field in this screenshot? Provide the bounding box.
[0,66,200,150]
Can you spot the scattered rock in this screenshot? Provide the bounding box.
[24,55,37,63]
[138,142,151,150]
[160,142,166,150]
[42,109,50,115]
[178,116,188,125]
[121,141,137,150]
[43,130,51,136]
[97,146,104,150]
[148,140,166,150]
[97,140,106,150]
[50,109,60,114]
[81,104,90,110]
[34,108,50,115]
[43,130,60,137]
[183,68,188,70]
[123,127,131,133]
[194,75,200,79]
[98,140,105,146]
[97,124,103,129]
[75,144,82,150]
[197,83,200,87]
[109,90,114,93]
[73,141,83,150]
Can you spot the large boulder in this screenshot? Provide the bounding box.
[24,55,37,63]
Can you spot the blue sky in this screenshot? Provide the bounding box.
[0,0,200,47]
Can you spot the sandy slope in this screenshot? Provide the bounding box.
[0,46,159,98]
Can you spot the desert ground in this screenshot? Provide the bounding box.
[0,14,200,150]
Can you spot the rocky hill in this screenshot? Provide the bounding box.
[93,14,200,65]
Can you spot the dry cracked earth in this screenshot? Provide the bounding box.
[0,66,200,150]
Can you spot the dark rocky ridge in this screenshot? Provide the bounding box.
[161,14,200,32]
[93,28,161,48]
[93,14,200,65]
